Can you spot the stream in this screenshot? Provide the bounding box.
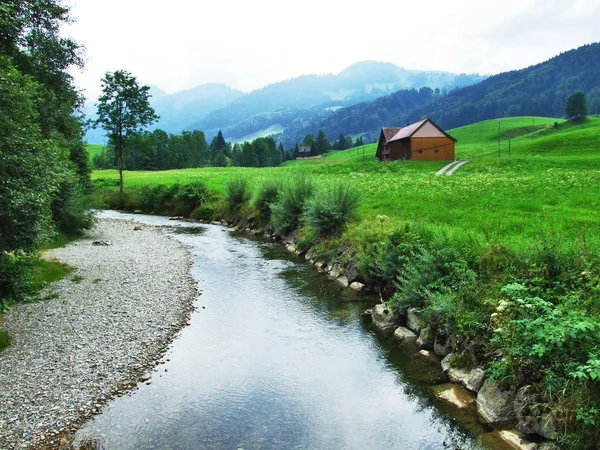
[73,211,492,449]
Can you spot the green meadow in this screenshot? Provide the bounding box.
[86,143,105,169]
[91,115,600,252]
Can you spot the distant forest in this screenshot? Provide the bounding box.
[288,43,600,145]
[93,130,288,170]
[92,126,365,170]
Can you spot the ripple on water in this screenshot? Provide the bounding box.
[76,212,488,450]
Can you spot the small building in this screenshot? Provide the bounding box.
[376,118,456,161]
[297,145,311,156]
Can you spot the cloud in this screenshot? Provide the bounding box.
[65,0,600,101]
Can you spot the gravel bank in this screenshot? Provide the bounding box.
[0,219,197,449]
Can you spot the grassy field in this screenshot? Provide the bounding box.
[90,116,600,446]
[86,144,105,169]
[92,115,600,252]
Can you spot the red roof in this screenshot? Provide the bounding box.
[389,119,428,141]
[382,127,402,143]
[381,118,457,143]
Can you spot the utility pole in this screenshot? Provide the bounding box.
[508,130,511,158]
[498,121,501,158]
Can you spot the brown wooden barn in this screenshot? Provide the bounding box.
[376,118,456,161]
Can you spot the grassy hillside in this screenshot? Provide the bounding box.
[92,115,600,252]
[91,115,600,447]
[86,144,104,168]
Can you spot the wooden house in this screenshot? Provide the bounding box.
[297,145,311,156]
[376,118,456,161]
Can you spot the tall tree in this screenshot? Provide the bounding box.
[94,70,158,195]
[565,90,588,121]
[1,0,92,303]
[315,129,330,155]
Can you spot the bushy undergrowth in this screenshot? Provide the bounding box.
[102,181,213,217]
[270,176,314,233]
[51,180,95,236]
[92,161,600,447]
[0,329,10,351]
[253,180,282,223]
[303,183,359,237]
[355,222,600,448]
[0,251,36,311]
[225,177,251,216]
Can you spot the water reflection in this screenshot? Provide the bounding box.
[75,211,486,450]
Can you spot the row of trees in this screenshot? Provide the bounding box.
[230,137,286,167]
[293,130,366,157]
[1,0,93,303]
[93,128,288,170]
[93,129,229,171]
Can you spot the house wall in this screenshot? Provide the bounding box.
[389,140,411,160]
[412,121,447,138]
[411,137,455,160]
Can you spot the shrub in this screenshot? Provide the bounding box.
[254,180,282,223]
[303,183,359,237]
[172,182,211,216]
[51,180,95,236]
[225,177,251,215]
[0,329,10,351]
[270,176,314,233]
[0,251,36,310]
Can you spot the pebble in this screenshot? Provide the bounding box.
[0,218,196,449]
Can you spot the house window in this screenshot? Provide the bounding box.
[434,149,439,153]
[418,150,423,154]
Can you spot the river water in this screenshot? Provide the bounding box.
[74,212,490,450]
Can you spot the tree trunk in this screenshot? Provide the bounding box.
[118,130,124,197]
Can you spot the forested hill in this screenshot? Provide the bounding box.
[187,61,485,140]
[282,87,439,146]
[291,43,600,144]
[407,43,600,129]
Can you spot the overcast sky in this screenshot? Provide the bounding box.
[65,0,600,101]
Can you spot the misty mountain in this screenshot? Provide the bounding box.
[404,43,600,129]
[284,43,600,145]
[84,83,245,144]
[186,61,485,141]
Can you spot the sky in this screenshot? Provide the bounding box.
[64,0,600,101]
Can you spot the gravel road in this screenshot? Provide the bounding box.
[0,218,197,449]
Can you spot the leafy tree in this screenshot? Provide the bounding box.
[0,56,61,252]
[210,130,227,152]
[212,151,227,167]
[315,129,330,155]
[0,0,93,305]
[94,70,158,195]
[336,132,347,150]
[231,143,242,166]
[302,133,314,147]
[241,141,259,167]
[588,87,600,115]
[565,91,588,120]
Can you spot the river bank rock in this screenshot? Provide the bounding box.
[393,326,418,343]
[514,385,557,440]
[416,349,442,364]
[371,304,402,336]
[441,353,486,393]
[433,384,476,410]
[349,282,365,292]
[406,307,423,333]
[344,261,360,284]
[335,276,349,288]
[416,326,434,350]
[477,379,517,426]
[433,333,454,356]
